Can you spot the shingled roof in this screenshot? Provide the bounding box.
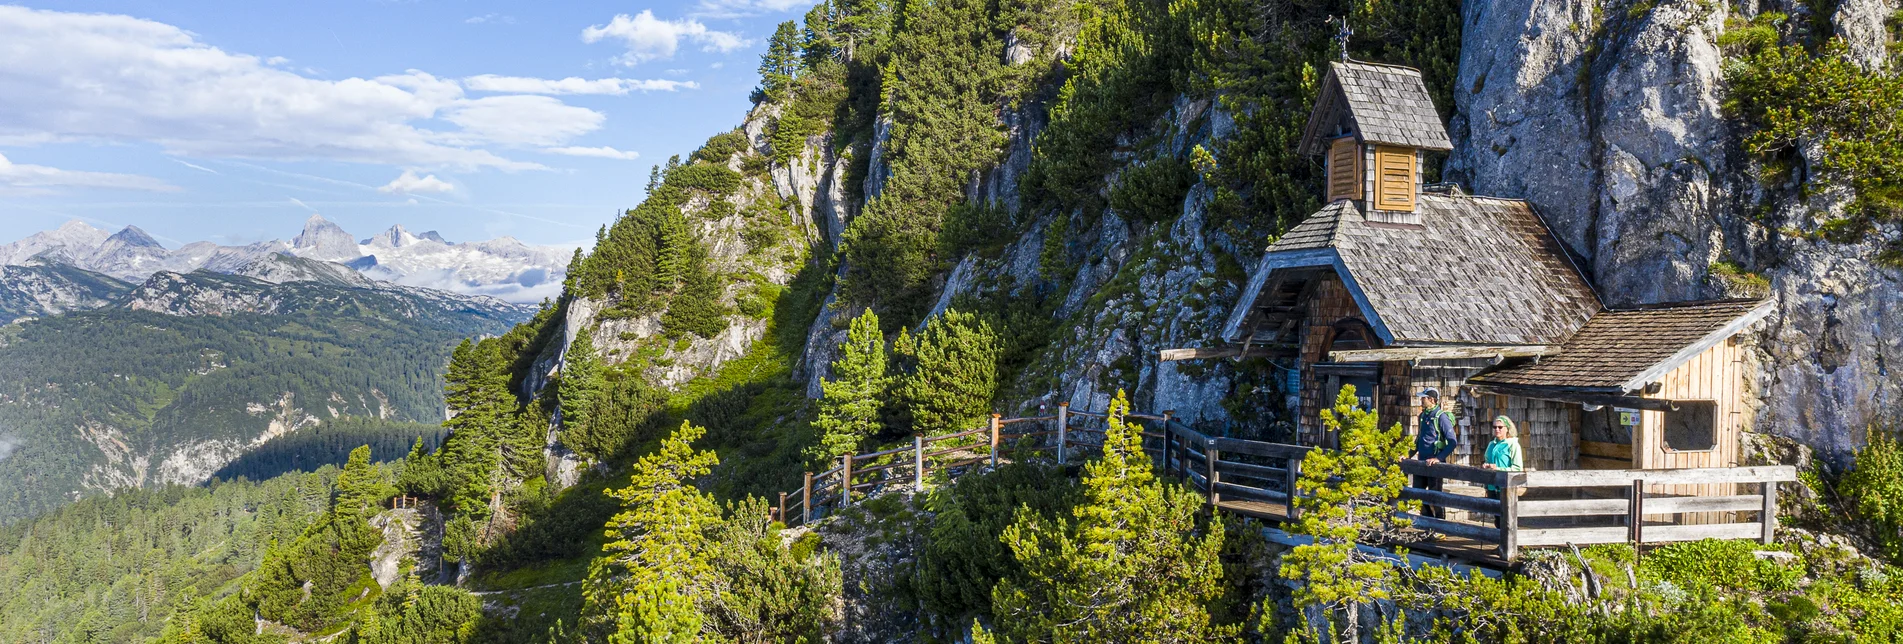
[1222,194,1601,346]
[1469,299,1773,392]
[1299,61,1453,156]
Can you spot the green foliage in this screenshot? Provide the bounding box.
[1724,31,1903,263]
[0,292,520,521]
[912,462,1081,624]
[989,390,1234,642]
[838,0,1007,318]
[580,421,841,642]
[812,308,890,461]
[0,469,343,642]
[1640,539,1802,595]
[1109,155,1196,223]
[559,331,608,457]
[759,21,804,103]
[1841,430,1903,561]
[890,309,1001,435]
[572,156,736,338]
[334,445,397,518]
[691,130,750,165]
[1282,385,1416,644]
[405,337,544,519]
[343,574,483,644]
[248,462,389,632]
[582,421,726,641]
[213,416,444,484]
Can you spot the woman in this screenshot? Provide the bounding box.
[1480,415,1524,528]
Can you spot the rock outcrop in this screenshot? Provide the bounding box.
[1448,0,1902,460]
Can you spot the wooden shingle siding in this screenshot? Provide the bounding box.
[1374,145,1416,212]
[1327,137,1361,202]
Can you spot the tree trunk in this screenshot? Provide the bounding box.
[1343,602,1359,644]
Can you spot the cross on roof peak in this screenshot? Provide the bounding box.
[1330,16,1353,62]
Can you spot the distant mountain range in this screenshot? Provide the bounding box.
[0,215,578,304]
[0,264,535,522]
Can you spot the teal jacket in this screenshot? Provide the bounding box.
[1483,438,1524,491]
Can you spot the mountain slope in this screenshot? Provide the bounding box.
[0,269,532,522]
[0,261,132,323]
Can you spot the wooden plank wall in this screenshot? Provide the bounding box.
[1297,276,1363,446]
[1468,394,1580,471]
[1406,359,1491,465]
[1639,338,1746,505]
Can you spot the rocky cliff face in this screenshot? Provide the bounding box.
[1448,0,1903,459]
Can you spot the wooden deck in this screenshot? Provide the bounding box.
[773,405,1797,568]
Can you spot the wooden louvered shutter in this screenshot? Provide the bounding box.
[1373,146,1417,212]
[1326,138,1360,202]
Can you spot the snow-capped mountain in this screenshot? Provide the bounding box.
[0,215,577,303]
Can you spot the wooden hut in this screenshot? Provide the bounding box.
[1201,60,1772,480]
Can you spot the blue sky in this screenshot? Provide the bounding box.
[0,0,811,248]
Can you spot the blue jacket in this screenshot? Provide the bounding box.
[1414,406,1458,460]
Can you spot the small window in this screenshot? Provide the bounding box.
[1326,137,1361,202]
[1661,401,1718,451]
[1328,319,1378,352]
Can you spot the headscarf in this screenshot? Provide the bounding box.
[1492,415,1519,438]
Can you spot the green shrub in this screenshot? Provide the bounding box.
[1109,155,1195,223]
[691,130,750,165]
[1641,539,1802,594]
[912,462,1081,622]
[1723,35,1903,264]
[890,309,1001,435]
[1842,430,1903,561]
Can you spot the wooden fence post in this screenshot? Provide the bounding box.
[1161,410,1175,474]
[989,414,1003,467]
[1629,479,1645,551]
[1285,456,1302,520]
[1500,474,1519,561]
[914,433,926,493]
[1205,438,1221,509]
[1761,478,1778,545]
[1056,402,1070,465]
[777,492,788,526]
[802,472,813,524]
[842,454,854,507]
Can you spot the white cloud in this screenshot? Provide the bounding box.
[465,13,515,24]
[543,146,641,160]
[0,6,614,171]
[377,169,455,194]
[0,152,177,193]
[442,95,604,147]
[691,0,818,19]
[581,11,748,65]
[462,75,698,95]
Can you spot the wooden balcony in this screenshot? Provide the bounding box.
[772,406,1795,567]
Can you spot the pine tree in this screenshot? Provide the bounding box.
[810,308,889,461]
[988,390,1233,642]
[891,309,1000,435]
[1280,385,1416,644]
[334,445,392,518]
[758,20,802,102]
[581,421,724,642]
[559,331,607,459]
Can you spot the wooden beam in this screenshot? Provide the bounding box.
[1520,465,1797,488]
[1328,345,1557,363]
[1158,344,1288,361]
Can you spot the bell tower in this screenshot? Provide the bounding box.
[1297,61,1453,222]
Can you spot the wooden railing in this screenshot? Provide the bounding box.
[770,405,1797,563]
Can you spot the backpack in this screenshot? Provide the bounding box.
[1421,408,1454,455]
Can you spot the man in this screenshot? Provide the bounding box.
[1410,387,1459,519]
